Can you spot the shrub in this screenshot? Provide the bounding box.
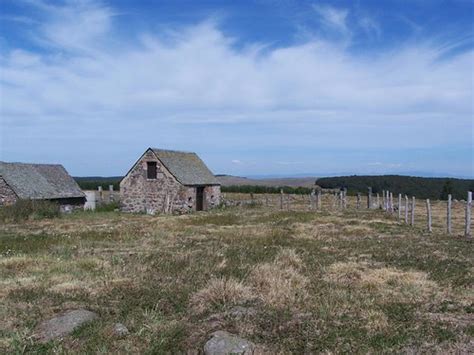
[0,200,60,222]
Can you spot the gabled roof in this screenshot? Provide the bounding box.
[150,148,220,186]
[0,162,85,200]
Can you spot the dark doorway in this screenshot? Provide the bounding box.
[196,187,204,211]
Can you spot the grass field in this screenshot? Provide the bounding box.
[0,194,472,353]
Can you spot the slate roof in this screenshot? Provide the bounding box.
[151,148,220,186]
[0,162,85,200]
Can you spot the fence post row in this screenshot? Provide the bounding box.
[466,191,472,239]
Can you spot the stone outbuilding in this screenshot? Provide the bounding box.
[0,161,86,211]
[120,148,221,214]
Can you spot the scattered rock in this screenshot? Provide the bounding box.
[34,309,98,343]
[204,331,255,355]
[113,323,129,337]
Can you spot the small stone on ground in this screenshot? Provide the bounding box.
[113,323,129,337]
[35,309,98,343]
[204,331,255,355]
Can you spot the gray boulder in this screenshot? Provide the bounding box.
[204,331,255,355]
[35,309,98,343]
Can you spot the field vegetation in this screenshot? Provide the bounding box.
[0,193,472,353]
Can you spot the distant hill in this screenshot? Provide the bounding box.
[216,175,316,188]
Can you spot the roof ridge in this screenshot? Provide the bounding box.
[150,148,195,154]
[0,161,63,167]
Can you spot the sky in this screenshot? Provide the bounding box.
[0,0,473,178]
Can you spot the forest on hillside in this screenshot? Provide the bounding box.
[316,175,474,200]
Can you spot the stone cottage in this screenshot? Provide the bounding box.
[0,162,86,211]
[120,148,221,214]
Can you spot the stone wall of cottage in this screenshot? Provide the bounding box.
[0,177,18,206]
[120,150,189,214]
[181,185,221,211]
[205,185,221,209]
[120,150,221,214]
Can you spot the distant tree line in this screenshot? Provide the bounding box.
[316,175,474,200]
[221,185,313,195]
[74,177,122,190]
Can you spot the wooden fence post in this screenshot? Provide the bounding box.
[318,191,322,210]
[287,193,291,211]
[426,199,432,233]
[108,185,114,203]
[356,193,361,209]
[343,188,347,209]
[98,186,103,204]
[376,193,380,209]
[411,196,416,226]
[398,193,402,220]
[280,189,283,210]
[405,195,409,224]
[368,187,372,209]
[389,192,393,213]
[447,194,452,235]
[465,191,472,238]
[382,190,386,210]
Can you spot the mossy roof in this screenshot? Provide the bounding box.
[151,148,220,186]
[0,162,85,200]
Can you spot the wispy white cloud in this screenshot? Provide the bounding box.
[312,4,349,36]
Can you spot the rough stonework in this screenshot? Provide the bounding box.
[0,177,18,206]
[120,148,221,214]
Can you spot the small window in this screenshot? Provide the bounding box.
[147,162,157,179]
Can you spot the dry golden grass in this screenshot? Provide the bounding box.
[190,277,254,315]
[325,261,441,303]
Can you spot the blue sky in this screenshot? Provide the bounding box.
[0,0,473,178]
